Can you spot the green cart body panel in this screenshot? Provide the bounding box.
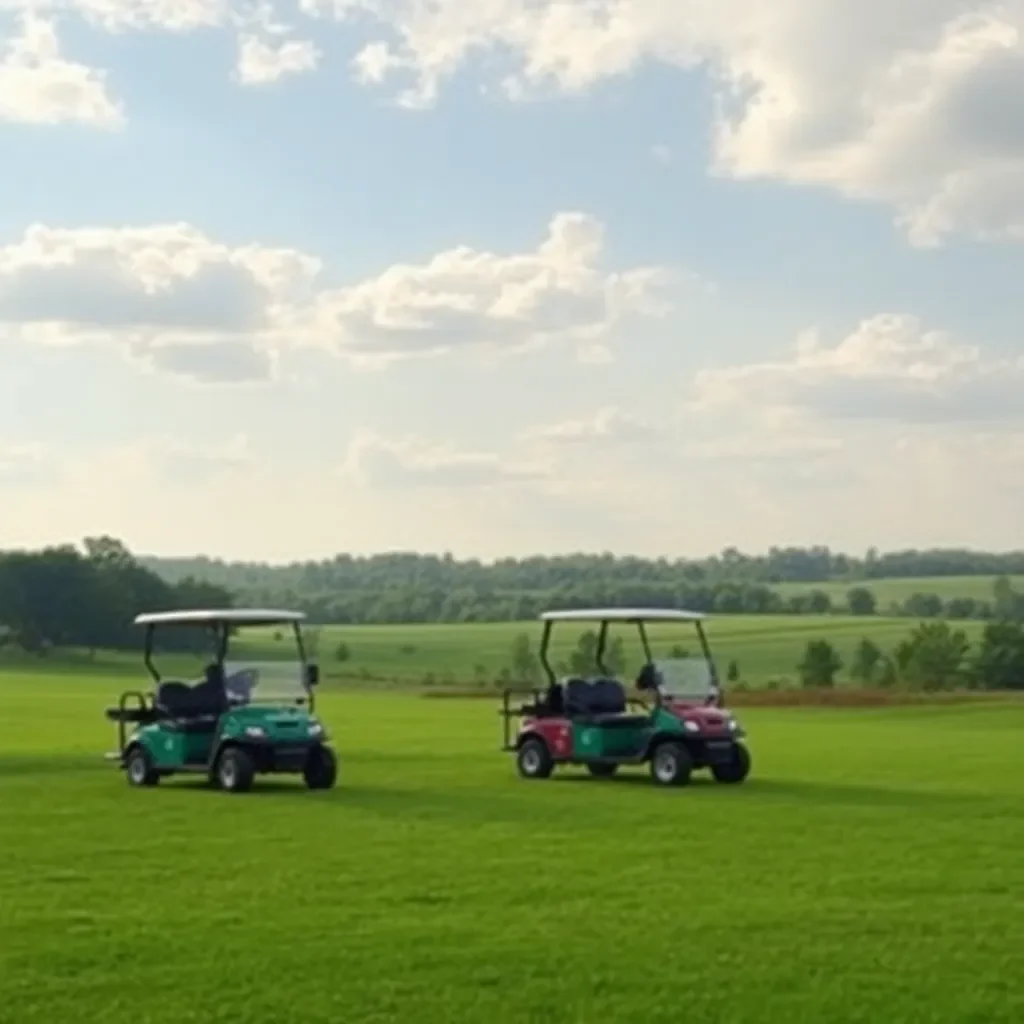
[127,704,321,770]
[570,721,647,758]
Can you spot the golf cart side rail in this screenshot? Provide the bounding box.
[499,687,543,750]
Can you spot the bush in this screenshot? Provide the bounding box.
[726,659,740,682]
[847,587,877,616]
[849,638,883,683]
[508,632,541,685]
[798,640,842,688]
[894,621,970,691]
[973,621,1024,690]
[334,641,351,663]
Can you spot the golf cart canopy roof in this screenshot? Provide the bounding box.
[133,609,306,627]
[539,607,706,623]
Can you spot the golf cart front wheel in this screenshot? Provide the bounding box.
[215,747,255,793]
[125,746,159,787]
[303,745,338,790]
[649,741,693,787]
[711,743,751,784]
[517,738,554,779]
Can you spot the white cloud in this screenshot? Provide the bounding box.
[298,211,674,365]
[0,12,123,126]
[235,33,319,83]
[302,0,1024,245]
[342,430,550,489]
[691,314,1024,425]
[1,213,675,382]
[0,221,320,384]
[522,405,657,445]
[232,1,319,83]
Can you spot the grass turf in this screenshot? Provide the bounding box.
[774,574,1024,604]
[1,668,1023,1023]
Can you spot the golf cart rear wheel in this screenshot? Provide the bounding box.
[517,737,554,779]
[125,746,159,787]
[711,742,751,784]
[216,747,255,793]
[587,763,618,778]
[303,745,337,790]
[649,741,693,787]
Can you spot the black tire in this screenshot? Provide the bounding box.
[517,737,554,779]
[215,747,255,793]
[586,763,618,778]
[125,746,159,787]
[649,740,693,787]
[303,745,338,790]
[711,742,751,784]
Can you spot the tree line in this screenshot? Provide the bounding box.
[796,620,1024,692]
[0,536,234,654]
[2,538,1024,654]
[139,547,1024,624]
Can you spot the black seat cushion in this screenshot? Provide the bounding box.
[590,678,626,714]
[155,681,194,716]
[564,678,592,716]
[156,669,227,720]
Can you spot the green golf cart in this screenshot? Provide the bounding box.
[105,608,337,793]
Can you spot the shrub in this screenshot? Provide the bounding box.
[798,640,842,688]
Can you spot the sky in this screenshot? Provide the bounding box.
[2,0,1024,562]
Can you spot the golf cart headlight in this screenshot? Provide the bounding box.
[308,722,323,737]
[683,720,701,733]
[244,726,266,739]
[728,718,739,731]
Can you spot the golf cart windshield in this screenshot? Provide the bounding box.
[222,623,309,706]
[650,656,718,702]
[138,611,312,707]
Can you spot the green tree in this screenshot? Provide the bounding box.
[993,576,1024,621]
[972,621,1024,690]
[726,659,740,682]
[846,586,877,616]
[849,637,883,683]
[334,641,351,663]
[797,640,842,688]
[901,593,944,619]
[509,632,541,684]
[894,622,970,691]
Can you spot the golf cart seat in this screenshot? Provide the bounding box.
[155,666,227,728]
[565,678,649,727]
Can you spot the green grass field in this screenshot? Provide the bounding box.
[255,615,987,687]
[775,574,1024,604]
[2,664,1024,1023]
[0,614,991,690]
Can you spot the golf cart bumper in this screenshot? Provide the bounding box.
[700,739,743,764]
[245,737,324,772]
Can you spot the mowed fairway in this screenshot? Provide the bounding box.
[2,670,1024,1024]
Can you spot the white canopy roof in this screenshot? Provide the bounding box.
[539,607,705,623]
[134,608,306,627]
